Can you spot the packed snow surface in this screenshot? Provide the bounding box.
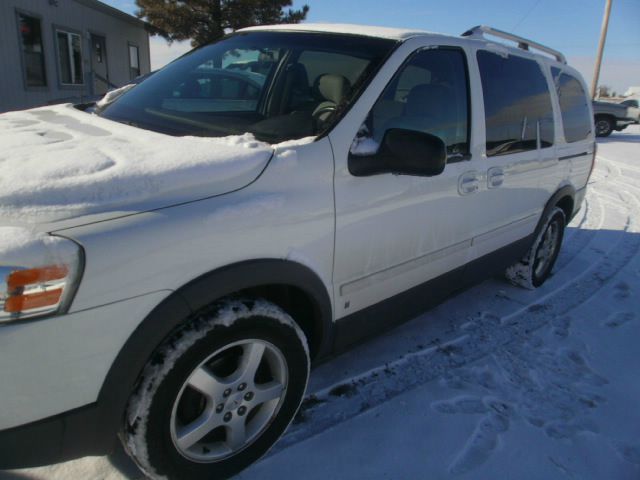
[3,126,640,479]
[0,104,273,222]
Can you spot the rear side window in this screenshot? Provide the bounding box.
[477,50,554,156]
[551,68,591,143]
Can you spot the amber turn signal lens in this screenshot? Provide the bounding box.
[7,265,68,292]
[4,289,64,313]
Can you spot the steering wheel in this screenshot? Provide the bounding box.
[312,103,337,132]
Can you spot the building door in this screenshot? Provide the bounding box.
[90,34,109,95]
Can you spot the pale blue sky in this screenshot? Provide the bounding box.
[104,0,639,93]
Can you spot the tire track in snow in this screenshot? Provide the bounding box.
[438,162,640,474]
[556,193,604,271]
[270,158,640,456]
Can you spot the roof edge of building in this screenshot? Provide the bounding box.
[72,0,150,30]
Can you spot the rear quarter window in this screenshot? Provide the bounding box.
[477,50,554,156]
[551,68,592,143]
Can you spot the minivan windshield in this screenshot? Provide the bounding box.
[98,32,396,144]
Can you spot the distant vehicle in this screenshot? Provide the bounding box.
[592,99,636,137]
[620,98,640,123]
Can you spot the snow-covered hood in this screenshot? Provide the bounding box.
[0,104,275,227]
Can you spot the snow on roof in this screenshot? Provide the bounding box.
[238,23,434,41]
[0,104,274,223]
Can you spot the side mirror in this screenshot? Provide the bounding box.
[349,128,447,177]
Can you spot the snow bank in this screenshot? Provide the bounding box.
[0,104,274,222]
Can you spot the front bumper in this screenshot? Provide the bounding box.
[615,118,636,130]
[0,403,103,469]
[0,291,171,468]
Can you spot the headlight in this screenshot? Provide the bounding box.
[0,229,83,323]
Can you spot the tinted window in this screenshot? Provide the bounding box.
[99,32,396,144]
[551,68,591,143]
[477,51,554,156]
[17,13,47,87]
[351,48,470,160]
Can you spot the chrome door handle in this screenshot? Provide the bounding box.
[487,167,504,188]
[458,171,479,195]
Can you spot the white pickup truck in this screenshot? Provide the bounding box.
[620,98,640,123]
[592,99,638,137]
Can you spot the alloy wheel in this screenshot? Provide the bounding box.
[169,339,288,463]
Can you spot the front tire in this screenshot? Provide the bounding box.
[121,299,310,480]
[505,207,566,289]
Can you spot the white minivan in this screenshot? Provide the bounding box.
[0,23,594,479]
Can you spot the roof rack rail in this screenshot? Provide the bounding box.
[461,25,567,64]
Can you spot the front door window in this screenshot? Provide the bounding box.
[351,47,471,163]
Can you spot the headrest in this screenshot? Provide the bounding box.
[405,84,451,116]
[286,63,309,87]
[315,74,351,105]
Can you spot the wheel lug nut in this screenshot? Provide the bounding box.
[238,383,247,391]
[238,406,247,416]
[244,392,254,401]
[223,388,232,397]
[216,403,224,413]
[224,412,232,422]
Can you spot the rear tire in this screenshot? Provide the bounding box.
[595,115,614,137]
[121,299,310,480]
[505,207,566,289]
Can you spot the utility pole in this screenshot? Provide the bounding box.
[591,0,613,99]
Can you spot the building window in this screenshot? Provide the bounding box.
[17,13,47,87]
[129,44,140,79]
[56,30,84,85]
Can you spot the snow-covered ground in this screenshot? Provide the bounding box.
[3,126,640,480]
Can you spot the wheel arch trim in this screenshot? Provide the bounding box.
[93,258,333,454]
[537,185,576,236]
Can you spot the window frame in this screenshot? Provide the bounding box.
[128,42,140,80]
[15,8,48,91]
[54,26,85,88]
[362,45,473,163]
[476,48,555,157]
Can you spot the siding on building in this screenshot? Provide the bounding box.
[0,0,151,112]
